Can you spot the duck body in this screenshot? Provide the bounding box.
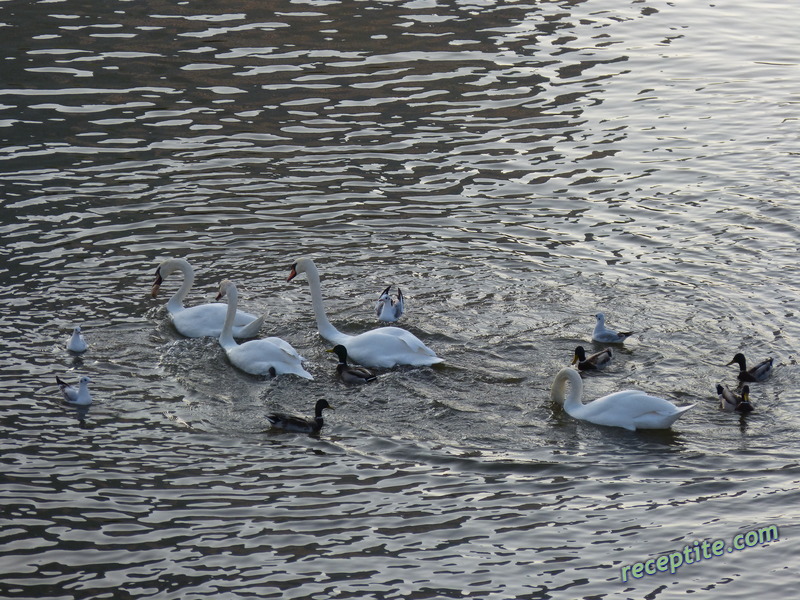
[716,384,754,414]
[572,346,612,371]
[550,368,693,431]
[57,375,92,405]
[152,258,264,339]
[331,344,377,384]
[66,326,88,353]
[727,353,773,382]
[288,258,442,368]
[216,280,312,380]
[375,285,405,322]
[267,399,333,434]
[591,313,633,344]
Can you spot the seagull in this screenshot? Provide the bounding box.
[56,375,92,405]
[375,285,405,323]
[66,326,88,353]
[591,313,633,343]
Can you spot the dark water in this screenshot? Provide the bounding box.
[2,0,799,598]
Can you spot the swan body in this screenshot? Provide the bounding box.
[572,345,612,371]
[152,258,264,338]
[716,384,754,414]
[727,353,773,382]
[66,326,88,353]
[216,280,312,380]
[57,375,92,405]
[330,344,377,384]
[592,313,633,343]
[550,368,694,430]
[267,399,333,434]
[288,258,443,368]
[375,285,405,322]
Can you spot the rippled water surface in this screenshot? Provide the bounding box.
[2,0,799,598]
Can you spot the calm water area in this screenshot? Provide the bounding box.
[1,0,799,598]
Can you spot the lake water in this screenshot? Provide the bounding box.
[2,0,799,598]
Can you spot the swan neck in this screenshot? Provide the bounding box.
[168,259,194,312]
[552,369,584,411]
[219,285,238,349]
[303,263,342,342]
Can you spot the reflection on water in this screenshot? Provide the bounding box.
[1,0,799,598]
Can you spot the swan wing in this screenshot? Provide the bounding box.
[172,303,262,338]
[577,391,689,430]
[346,327,442,368]
[228,339,313,379]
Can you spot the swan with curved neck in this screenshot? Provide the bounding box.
[216,279,312,380]
[287,258,443,368]
[152,258,264,339]
[550,368,693,430]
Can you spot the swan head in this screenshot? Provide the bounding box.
[287,257,315,282]
[215,279,234,301]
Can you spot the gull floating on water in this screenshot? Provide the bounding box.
[66,326,88,353]
[56,375,92,405]
[375,285,405,323]
[591,313,633,344]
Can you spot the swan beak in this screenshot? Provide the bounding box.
[151,283,161,298]
[215,292,223,301]
[151,271,163,298]
[287,266,298,282]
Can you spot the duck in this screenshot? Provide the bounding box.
[591,313,633,343]
[216,279,313,379]
[716,383,754,414]
[572,345,613,371]
[266,399,333,434]
[376,285,405,322]
[151,257,264,338]
[66,326,88,353]
[727,353,773,382]
[287,258,443,368]
[56,375,92,405]
[330,344,377,384]
[550,367,694,430]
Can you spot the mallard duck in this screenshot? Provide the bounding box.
[66,326,88,353]
[152,258,264,338]
[330,344,377,384]
[266,399,333,434]
[288,258,442,368]
[216,280,312,379]
[375,285,405,322]
[56,375,92,405]
[572,345,613,371]
[727,353,773,382]
[591,313,633,343]
[550,368,694,430]
[716,384,754,414]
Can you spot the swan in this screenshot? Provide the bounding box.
[727,353,773,382]
[592,313,633,343]
[216,280,313,380]
[152,258,264,338]
[572,345,612,371]
[57,375,92,405]
[287,258,443,368]
[266,399,333,434]
[375,285,405,322]
[716,383,754,414]
[550,368,694,430]
[330,344,377,384]
[66,326,88,353]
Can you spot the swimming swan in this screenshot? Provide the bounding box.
[287,258,443,368]
[376,285,404,322]
[592,313,633,343]
[550,368,694,430]
[266,399,333,434]
[216,280,312,379]
[152,258,264,338]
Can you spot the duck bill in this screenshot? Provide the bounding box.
[571,354,579,365]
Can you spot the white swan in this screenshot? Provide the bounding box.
[66,326,88,353]
[216,280,313,379]
[288,258,443,368]
[550,368,694,430]
[375,285,405,322]
[57,375,92,405]
[152,258,264,339]
[592,313,633,343]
